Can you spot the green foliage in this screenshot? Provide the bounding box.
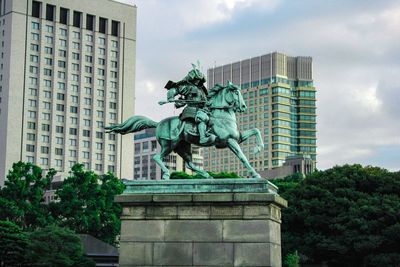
[281,164,400,267]
[0,162,56,229]
[0,220,28,267]
[170,171,240,179]
[271,173,303,195]
[51,164,125,245]
[170,171,193,179]
[26,225,95,267]
[284,250,300,267]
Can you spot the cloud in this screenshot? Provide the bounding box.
[120,0,400,170]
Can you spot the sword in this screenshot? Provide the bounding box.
[158,99,206,106]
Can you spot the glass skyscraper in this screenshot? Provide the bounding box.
[204,52,316,177]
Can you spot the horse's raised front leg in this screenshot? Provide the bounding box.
[227,138,261,179]
[239,128,264,155]
[175,142,212,179]
[152,139,174,180]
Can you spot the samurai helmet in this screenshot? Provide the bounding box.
[184,61,206,84]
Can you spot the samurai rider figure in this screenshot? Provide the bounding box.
[163,63,216,145]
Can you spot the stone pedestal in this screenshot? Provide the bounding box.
[115,179,287,267]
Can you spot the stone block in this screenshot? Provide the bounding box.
[165,220,222,241]
[119,242,153,266]
[268,220,281,245]
[223,220,269,242]
[178,205,210,219]
[234,243,271,266]
[121,206,146,219]
[146,205,177,219]
[115,194,153,203]
[193,193,233,202]
[193,243,233,266]
[153,242,193,265]
[243,205,271,219]
[153,194,193,202]
[210,205,243,219]
[120,220,164,242]
[234,192,274,202]
[269,243,282,267]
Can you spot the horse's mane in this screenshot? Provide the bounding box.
[207,83,225,99]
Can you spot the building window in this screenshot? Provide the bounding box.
[41,146,49,154]
[99,17,107,34]
[44,47,52,54]
[72,52,80,60]
[73,11,82,28]
[42,124,50,132]
[26,133,36,141]
[86,14,95,31]
[111,21,120,37]
[60,8,69,25]
[73,31,80,39]
[70,139,77,146]
[55,159,63,167]
[40,158,49,165]
[95,164,102,171]
[55,148,63,155]
[96,132,103,139]
[26,144,35,152]
[45,4,55,21]
[56,126,64,133]
[57,93,65,100]
[31,33,39,41]
[83,130,91,137]
[60,28,67,36]
[32,1,41,18]
[32,22,40,30]
[31,44,39,52]
[69,128,77,135]
[27,122,36,130]
[45,36,53,44]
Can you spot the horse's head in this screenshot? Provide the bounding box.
[207,81,247,112]
[223,81,247,112]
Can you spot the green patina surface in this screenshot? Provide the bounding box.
[106,64,265,180]
[123,178,278,194]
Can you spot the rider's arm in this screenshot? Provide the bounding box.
[167,88,177,102]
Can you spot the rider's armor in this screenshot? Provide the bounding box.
[164,65,215,145]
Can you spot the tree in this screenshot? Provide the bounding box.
[281,164,400,267]
[25,225,95,267]
[0,162,56,229]
[51,164,125,245]
[0,220,28,267]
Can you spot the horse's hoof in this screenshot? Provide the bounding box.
[162,174,170,180]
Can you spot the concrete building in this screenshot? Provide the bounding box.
[0,0,136,185]
[133,128,203,180]
[204,52,316,177]
[259,154,315,180]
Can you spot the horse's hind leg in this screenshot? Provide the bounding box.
[153,139,174,180]
[175,142,212,179]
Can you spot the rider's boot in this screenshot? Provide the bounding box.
[198,122,215,145]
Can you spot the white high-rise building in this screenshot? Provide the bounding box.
[0,0,136,185]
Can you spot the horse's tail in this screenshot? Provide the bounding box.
[105,115,158,135]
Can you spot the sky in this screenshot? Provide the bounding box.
[116,0,400,171]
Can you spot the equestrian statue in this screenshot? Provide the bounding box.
[105,63,264,179]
